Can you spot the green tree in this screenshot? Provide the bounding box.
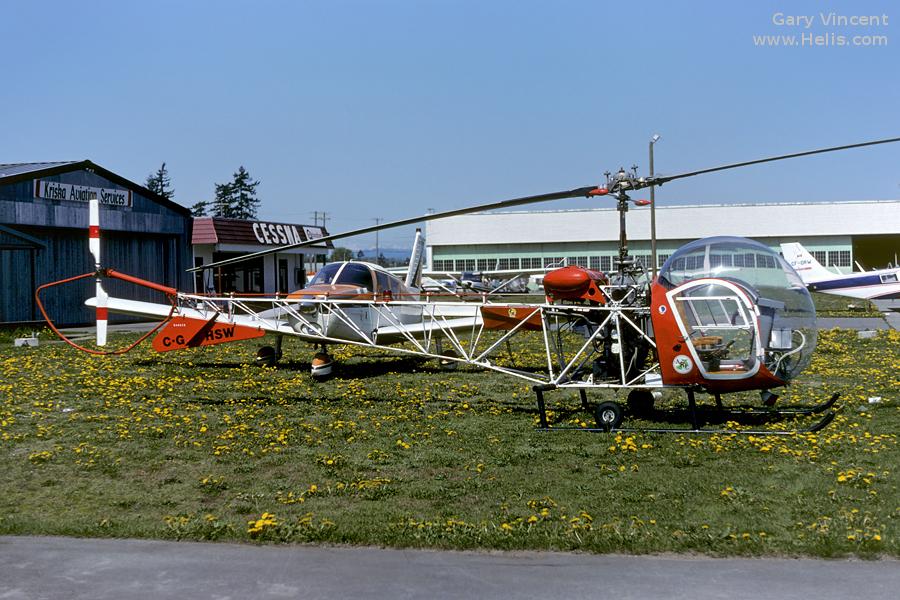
[190,200,211,217]
[212,182,235,218]
[145,162,175,200]
[212,166,261,219]
[232,166,260,219]
[331,247,354,262]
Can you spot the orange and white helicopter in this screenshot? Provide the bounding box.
[37,136,900,434]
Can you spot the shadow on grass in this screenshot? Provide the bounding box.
[536,399,826,430]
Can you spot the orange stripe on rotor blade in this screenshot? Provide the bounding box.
[96,307,108,320]
[89,225,100,238]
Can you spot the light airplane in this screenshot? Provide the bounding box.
[36,136,900,435]
[780,242,900,300]
[74,227,485,378]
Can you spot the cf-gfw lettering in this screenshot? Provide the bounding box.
[161,326,236,347]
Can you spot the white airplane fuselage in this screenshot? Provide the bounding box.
[781,242,900,300]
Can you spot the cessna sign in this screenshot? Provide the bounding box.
[34,180,132,207]
[252,221,326,246]
[191,217,332,250]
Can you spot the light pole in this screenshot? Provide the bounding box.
[649,134,661,278]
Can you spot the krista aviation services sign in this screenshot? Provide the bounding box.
[34,180,133,207]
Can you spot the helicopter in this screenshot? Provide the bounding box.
[36,136,900,435]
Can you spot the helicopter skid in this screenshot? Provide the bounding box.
[532,385,837,435]
[714,392,839,417]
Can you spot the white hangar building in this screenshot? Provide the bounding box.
[425,200,900,274]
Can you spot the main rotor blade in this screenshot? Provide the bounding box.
[189,186,599,272]
[647,136,900,188]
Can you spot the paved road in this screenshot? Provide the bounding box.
[1,536,898,600]
[815,317,889,330]
[873,299,900,330]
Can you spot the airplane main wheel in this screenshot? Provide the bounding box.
[626,390,655,417]
[256,346,279,368]
[594,401,623,432]
[438,349,458,371]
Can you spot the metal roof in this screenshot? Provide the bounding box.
[426,200,900,246]
[0,160,191,217]
[192,217,334,249]
[0,162,79,179]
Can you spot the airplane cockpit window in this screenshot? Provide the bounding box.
[309,263,341,286]
[660,237,817,382]
[389,275,403,297]
[375,270,391,294]
[335,263,375,291]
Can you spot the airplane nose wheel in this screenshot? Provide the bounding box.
[594,401,623,431]
[311,350,334,380]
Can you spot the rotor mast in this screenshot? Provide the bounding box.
[599,166,646,280]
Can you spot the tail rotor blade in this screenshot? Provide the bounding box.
[88,196,107,345]
[96,280,108,346]
[89,197,101,268]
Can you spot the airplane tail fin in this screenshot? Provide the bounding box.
[405,228,426,289]
[780,242,833,282]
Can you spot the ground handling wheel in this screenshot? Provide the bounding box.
[438,349,459,371]
[255,345,280,367]
[594,401,624,432]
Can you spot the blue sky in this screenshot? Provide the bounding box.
[3,0,898,249]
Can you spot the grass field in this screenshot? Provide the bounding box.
[0,326,897,558]
[811,293,881,317]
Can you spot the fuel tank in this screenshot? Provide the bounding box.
[542,266,609,303]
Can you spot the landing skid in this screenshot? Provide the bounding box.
[713,392,839,416]
[532,385,838,436]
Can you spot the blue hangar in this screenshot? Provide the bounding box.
[0,161,192,327]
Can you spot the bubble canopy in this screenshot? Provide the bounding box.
[658,236,817,382]
[658,236,805,291]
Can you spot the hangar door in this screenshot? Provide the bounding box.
[0,226,44,324]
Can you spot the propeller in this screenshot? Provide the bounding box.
[88,197,108,346]
[190,135,900,273]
